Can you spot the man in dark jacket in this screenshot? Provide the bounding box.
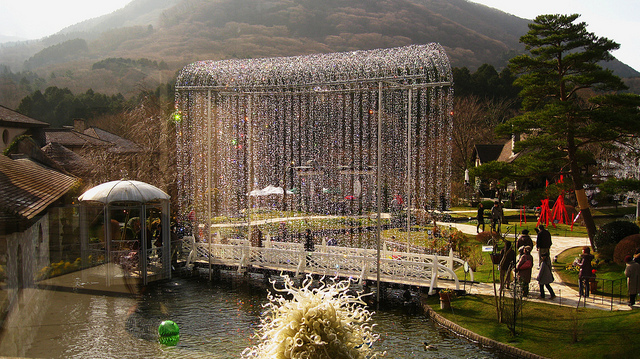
[499,241,516,292]
[491,202,502,233]
[476,203,485,233]
[535,225,552,265]
[516,229,534,254]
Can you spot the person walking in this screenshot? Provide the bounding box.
[499,241,516,292]
[577,246,595,298]
[537,253,556,299]
[624,255,639,307]
[515,246,534,297]
[535,225,552,265]
[304,229,315,252]
[491,202,502,233]
[516,229,534,254]
[476,203,485,233]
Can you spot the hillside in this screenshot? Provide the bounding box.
[0,0,638,108]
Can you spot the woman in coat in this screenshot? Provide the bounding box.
[515,246,534,296]
[537,253,556,299]
[625,255,640,307]
[578,246,595,298]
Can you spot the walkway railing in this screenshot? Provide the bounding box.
[577,277,628,310]
[183,236,473,290]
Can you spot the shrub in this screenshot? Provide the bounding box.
[593,220,640,260]
[475,231,494,244]
[481,200,495,210]
[613,234,640,264]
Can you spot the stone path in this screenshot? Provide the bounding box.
[440,222,633,311]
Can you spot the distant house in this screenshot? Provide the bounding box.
[83,125,142,155]
[43,127,113,155]
[41,142,93,179]
[0,154,78,320]
[0,105,49,153]
[472,136,519,167]
[40,119,144,186]
[471,136,522,197]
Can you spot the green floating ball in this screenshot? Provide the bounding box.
[158,320,180,346]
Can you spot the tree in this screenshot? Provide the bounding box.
[451,96,489,174]
[469,161,515,201]
[499,14,640,246]
[86,89,177,206]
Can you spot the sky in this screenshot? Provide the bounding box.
[0,0,133,39]
[0,0,638,71]
[470,0,639,71]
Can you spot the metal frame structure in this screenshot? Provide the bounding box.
[175,44,454,299]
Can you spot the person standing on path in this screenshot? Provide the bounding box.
[535,225,552,266]
[624,255,639,307]
[515,246,534,297]
[516,229,534,254]
[476,203,485,233]
[304,228,315,252]
[578,246,595,298]
[537,253,556,299]
[491,202,502,233]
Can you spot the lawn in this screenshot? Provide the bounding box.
[426,293,640,359]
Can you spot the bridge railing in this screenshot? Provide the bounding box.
[184,236,470,290]
[314,240,473,282]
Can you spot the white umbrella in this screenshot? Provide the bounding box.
[249,185,285,196]
[78,180,170,203]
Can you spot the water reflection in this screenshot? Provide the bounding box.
[0,274,498,358]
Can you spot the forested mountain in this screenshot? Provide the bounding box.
[1,0,638,108]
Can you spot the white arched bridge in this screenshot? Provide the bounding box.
[183,237,474,292]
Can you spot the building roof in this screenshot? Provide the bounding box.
[496,139,519,163]
[44,128,113,149]
[42,142,92,177]
[473,144,505,165]
[0,155,78,220]
[84,127,142,153]
[0,105,49,128]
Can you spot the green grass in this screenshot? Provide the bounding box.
[427,294,640,358]
[455,247,499,283]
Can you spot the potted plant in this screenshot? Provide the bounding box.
[439,288,454,309]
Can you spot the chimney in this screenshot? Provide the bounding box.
[74,118,86,133]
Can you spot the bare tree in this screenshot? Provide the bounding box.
[86,92,177,205]
[451,96,512,176]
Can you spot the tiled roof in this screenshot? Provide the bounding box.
[44,129,113,148]
[84,127,143,153]
[0,105,49,127]
[0,155,78,220]
[497,139,519,163]
[42,142,92,177]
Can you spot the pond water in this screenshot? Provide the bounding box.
[2,273,499,358]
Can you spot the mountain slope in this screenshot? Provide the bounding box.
[0,0,637,108]
[59,0,181,37]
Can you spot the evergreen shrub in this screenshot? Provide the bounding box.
[594,221,640,260]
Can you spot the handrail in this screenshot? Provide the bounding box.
[185,237,468,290]
[578,276,628,310]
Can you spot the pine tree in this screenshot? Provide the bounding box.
[499,14,640,246]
